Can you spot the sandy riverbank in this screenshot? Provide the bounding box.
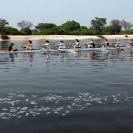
[0,35,133,41]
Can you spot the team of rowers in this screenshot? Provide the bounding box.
[8,38,133,51]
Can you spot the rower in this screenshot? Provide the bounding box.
[41,40,50,50]
[22,40,34,50]
[101,39,110,48]
[86,39,95,48]
[9,43,18,51]
[55,41,66,49]
[126,39,133,47]
[74,39,81,48]
[112,39,121,47]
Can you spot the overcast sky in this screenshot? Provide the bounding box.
[0,0,132,29]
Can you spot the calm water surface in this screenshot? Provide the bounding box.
[0,39,133,133]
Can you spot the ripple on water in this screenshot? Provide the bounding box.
[0,92,132,119]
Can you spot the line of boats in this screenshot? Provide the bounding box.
[0,46,132,54]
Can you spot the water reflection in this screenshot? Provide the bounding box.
[26,52,34,62]
[0,41,9,50]
[0,49,133,65]
[41,51,51,61]
[84,51,109,61]
[9,53,15,62]
[86,52,96,61]
[58,52,65,62]
[74,51,82,60]
[109,50,120,59]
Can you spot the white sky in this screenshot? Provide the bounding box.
[0,0,133,29]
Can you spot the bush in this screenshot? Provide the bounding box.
[1,35,9,40]
[120,29,133,35]
[4,26,22,35]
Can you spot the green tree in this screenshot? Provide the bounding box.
[120,29,133,35]
[61,20,80,31]
[70,26,95,35]
[38,26,69,35]
[4,26,22,35]
[91,17,107,35]
[32,29,38,35]
[20,28,32,35]
[0,18,9,34]
[110,19,122,34]
[102,26,111,35]
[35,23,57,31]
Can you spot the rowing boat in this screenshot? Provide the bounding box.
[72,47,125,52]
[0,49,68,54]
[126,46,133,49]
[0,46,132,54]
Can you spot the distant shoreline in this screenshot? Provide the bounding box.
[0,35,133,41]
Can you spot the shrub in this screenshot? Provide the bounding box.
[1,35,9,40]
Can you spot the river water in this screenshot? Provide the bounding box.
[0,39,133,133]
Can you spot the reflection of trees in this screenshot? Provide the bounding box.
[0,41,9,50]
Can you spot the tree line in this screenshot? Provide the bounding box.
[0,17,133,39]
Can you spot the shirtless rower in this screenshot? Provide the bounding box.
[55,41,66,49]
[41,40,50,50]
[101,39,110,48]
[126,39,133,47]
[22,40,34,50]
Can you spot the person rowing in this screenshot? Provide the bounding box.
[126,39,133,47]
[22,40,34,50]
[85,39,95,48]
[112,39,121,47]
[74,39,81,48]
[9,43,18,51]
[55,41,66,49]
[41,40,50,50]
[101,39,110,48]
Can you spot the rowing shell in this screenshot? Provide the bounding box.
[73,47,125,52]
[0,46,132,54]
[0,49,69,54]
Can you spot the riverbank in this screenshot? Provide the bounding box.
[0,35,133,41]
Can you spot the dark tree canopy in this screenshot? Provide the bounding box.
[20,28,32,35]
[35,23,57,31]
[110,19,122,34]
[91,17,107,34]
